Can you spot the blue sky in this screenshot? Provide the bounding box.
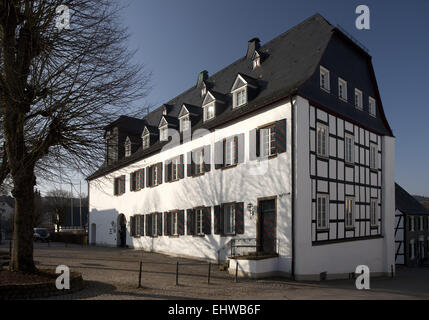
[47,0,428,197]
[120,0,429,196]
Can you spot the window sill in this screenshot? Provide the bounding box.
[345,227,356,231]
[339,97,348,103]
[169,235,180,238]
[316,228,330,233]
[193,234,206,238]
[221,164,238,171]
[320,87,330,94]
[192,172,205,178]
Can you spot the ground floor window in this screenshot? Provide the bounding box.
[195,208,204,235]
[317,194,329,230]
[171,211,178,236]
[224,204,236,235]
[152,214,158,236]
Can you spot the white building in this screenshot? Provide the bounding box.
[87,14,395,280]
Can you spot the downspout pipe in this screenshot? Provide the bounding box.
[290,92,297,280]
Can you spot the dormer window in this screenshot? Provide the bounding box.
[231,74,256,109]
[180,116,190,132]
[201,83,207,98]
[142,127,150,150]
[320,66,330,92]
[369,97,376,117]
[338,78,347,101]
[203,102,215,122]
[252,51,261,69]
[160,126,168,141]
[125,137,131,157]
[236,88,247,107]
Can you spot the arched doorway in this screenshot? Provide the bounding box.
[90,223,96,245]
[117,214,127,248]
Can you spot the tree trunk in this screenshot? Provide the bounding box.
[10,169,37,273]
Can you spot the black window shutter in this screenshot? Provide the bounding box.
[130,173,135,191]
[130,216,135,237]
[203,145,211,172]
[235,202,245,235]
[139,169,145,189]
[214,206,221,235]
[178,210,185,235]
[179,155,185,179]
[275,119,287,154]
[164,212,170,236]
[157,212,163,236]
[140,215,145,236]
[146,214,152,237]
[203,207,212,235]
[187,209,194,235]
[214,141,224,170]
[114,178,118,195]
[249,129,260,160]
[187,152,193,177]
[164,160,170,183]
[157,163,163,185]
[146,167,151,187]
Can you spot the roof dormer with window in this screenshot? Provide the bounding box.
[125,136,131,157]
[158,117,169,142]
[202,91,225,122]
[142,127,151,150]
[231,74,258,109]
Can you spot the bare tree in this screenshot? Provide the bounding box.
[45,188,73,230]
[0,0,151,272]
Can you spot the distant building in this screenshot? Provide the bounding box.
[395,184,429,266]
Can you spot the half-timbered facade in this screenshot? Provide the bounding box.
[395,183,429,266]
[87,14,395,280]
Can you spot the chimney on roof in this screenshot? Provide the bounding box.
[247,38,261,59]
[197,70,209,87]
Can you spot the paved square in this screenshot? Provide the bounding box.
[1,242,428,300]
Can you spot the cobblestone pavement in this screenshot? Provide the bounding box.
[1,242,429,300]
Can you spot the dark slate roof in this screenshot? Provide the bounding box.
[88,13,389,181]
[105,115,146,137]
[395,183,429,216]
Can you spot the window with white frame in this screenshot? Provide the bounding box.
[194,149,204,175]
[370,144,377,170]
[320,66,330,91]
[316,123,329,157]
[369,97,376,117]
[261,125,276,157]
[180,116,190,132]
[125,139,131,157]
[171,156,179,181]
[345,197,355,229]
[253,51,261,69]
[203,103,215,122]
[355,88,363,109]
[317,194,329,230]
[171,211,178,236]
[225,138,235,166]
[143,134,150,150]
[345,134,354,164]
[370,199,378,226]
[224,204,236,235]
[160,126,168,141]
[338,78,347,101]
[195,208,204,235]
[233,88,247,108]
